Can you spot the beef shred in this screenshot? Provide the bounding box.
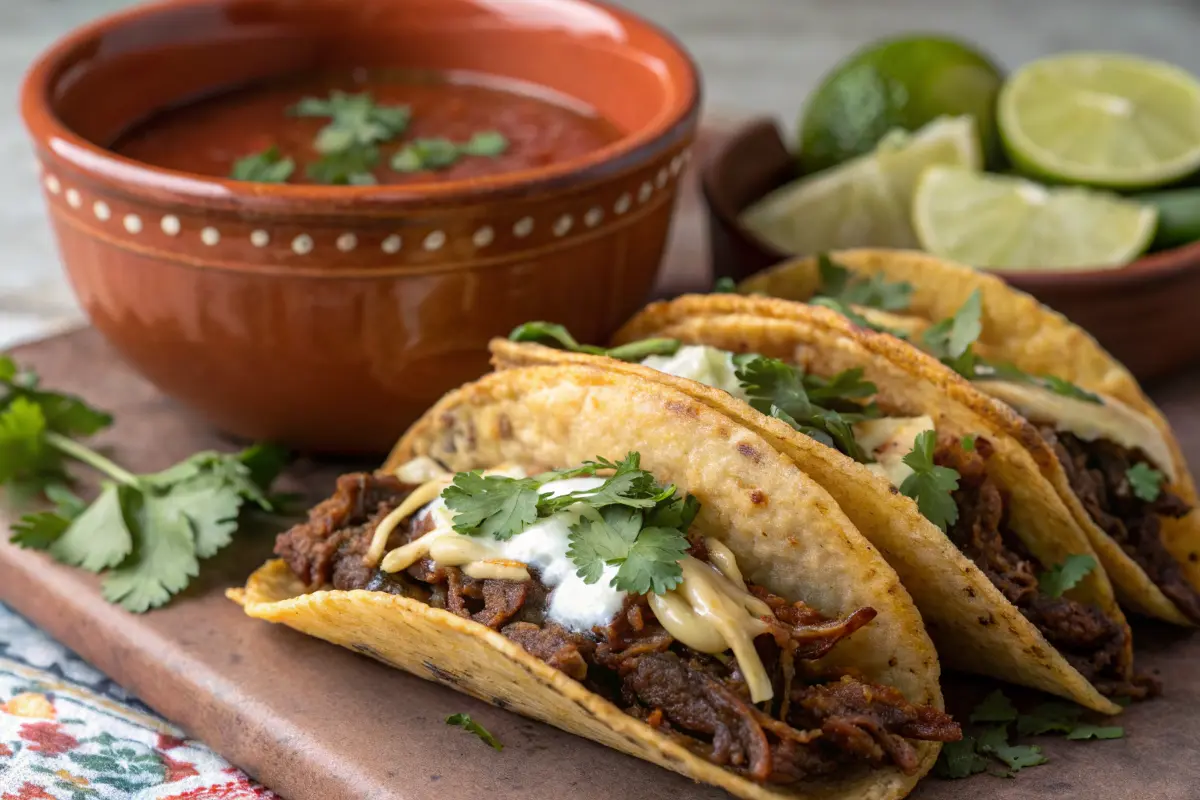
[935,435,1156,698]
[275,472,960,784]
[1043,427,1200,624]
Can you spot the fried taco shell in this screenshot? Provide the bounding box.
[233,366,952,800]
[609,297,1136,712]
[734,250,1200,627]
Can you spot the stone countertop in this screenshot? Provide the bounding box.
[3,0,1200,351]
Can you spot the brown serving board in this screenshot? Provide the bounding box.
[4,128,1200,799]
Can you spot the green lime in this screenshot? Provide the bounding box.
[999,53,1200,190]
[799,34,1004,174]
[1138,188,1200,250]
[912,166,1157,270]
[742,116,981,255]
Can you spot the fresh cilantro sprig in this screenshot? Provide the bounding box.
[441,452,695,595]
[733,355,879,463]
[1038,554,1097,598]
[507,322,681,362]
[391,132,509,173]
[0,357,287,612]
[1126,462,1164,503]
[306,144,381,186]
[921,292,1101,404]
[898,431,960,532]
[815,254,913,311]
[445,713,503,751]
[291,91,412,153]
[230,146,295,183]
[936,691,1123,780]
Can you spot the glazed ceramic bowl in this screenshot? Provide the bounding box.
[21,0,700,453]
[704,118,1200,382]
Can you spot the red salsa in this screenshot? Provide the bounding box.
[113,69,623,185]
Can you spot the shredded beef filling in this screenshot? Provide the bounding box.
[276,472,960,784]
[1041,427,1199,625]
[934,436,1156,699]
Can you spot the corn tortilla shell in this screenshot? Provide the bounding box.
[237,365,943,800]
[738,249,1200,625]
[614,299,1131,713]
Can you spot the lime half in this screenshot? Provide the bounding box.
[799,35,1004,173]
[742,116,982,256]
[912,166,1157,270]
[999,53,1200,190]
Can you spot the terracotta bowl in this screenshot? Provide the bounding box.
[704,118,1200,382]
[21,0,700,454]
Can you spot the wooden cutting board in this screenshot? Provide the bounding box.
[3,129,1200,800]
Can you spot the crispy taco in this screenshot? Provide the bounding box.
[504,302,1141,713]
[231,366,958,800]
[727,249,1199,628]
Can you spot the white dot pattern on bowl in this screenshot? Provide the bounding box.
[36,151,690,261]
[424,230,446,251]
[292,234,314,255]
[473,226,494,248]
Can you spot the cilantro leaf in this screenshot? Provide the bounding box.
[961,433,978,452]
[10,511,71,550]
[442,472,540,541]
[979,362,1102,405]
[934,737,990,779]
[1039,375,1102,404]
[391,137,460,172]
[713,276,737,293]
[976,725,1048,774]
[1016,702,1083,737]
[1038,554,1097,598]
[816,253,913,311]
[1127,462,1164,503]
[734,356,874,463]
[230,146,295,183]
[445,713,503,751]
[922,290,983,364]
[970,690,1018,723]
[306,144,379,186]
[461,131,509,158]
[567,506,643,584]
[100,489,200,613]
[507,321,680,362]
[615,526,688,595]
[898,431,960,531]
[1065,724,1124,741]
[291,91,411,152]
[44,483,134,571]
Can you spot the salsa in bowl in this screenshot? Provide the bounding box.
[22,0,700,453]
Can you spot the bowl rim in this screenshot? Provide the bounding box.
[20,0,702,209]
[703,115,1200,289]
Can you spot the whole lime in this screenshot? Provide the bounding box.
[799,35,1004,174]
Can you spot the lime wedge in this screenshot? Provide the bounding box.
[912,166,1157,270]
[999,53,1200,190]
[742,116,982,256]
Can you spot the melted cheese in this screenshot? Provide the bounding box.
[641,345,749,400]
[975,380,1176,481]
[650,555,774,702]
[363,477,453,568]
[853,415,936,489]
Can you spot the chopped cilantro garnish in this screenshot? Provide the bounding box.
[1038,554,1097,598]
[977,725,1047,773]
[961,433,978,452]
[440,452,694,595]
[970,690,1018,723]
[507,321,680,362]
[1066,724,1125,741]
[898,431,960,531]
[445,713,503,751]
[981,362,1103,405]
[934,737,991,779]
[712,276,738,293]
[1016,702,1083,736]
[815,254,913,311]
[306,144,380,186]
[461,131,510,158]
[230,146,295,183]
[733,355,878,463]
[921,290,983,377]
[0,356,286,612]
[1127,462,1164,502]
[391,133,509,173]
[290,91,411,153]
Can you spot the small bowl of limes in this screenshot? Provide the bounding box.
[703,34,1200,380]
